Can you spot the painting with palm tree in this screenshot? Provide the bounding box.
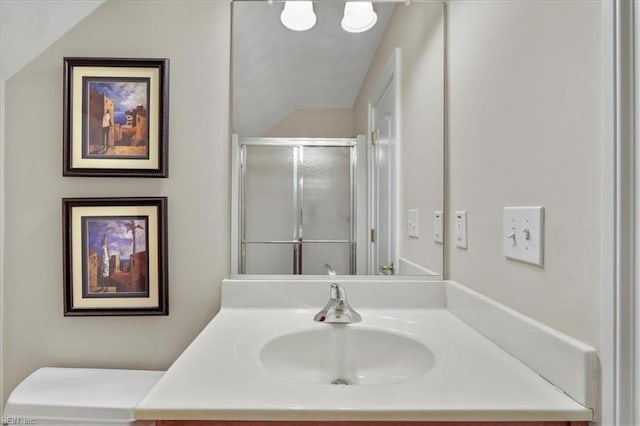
[63,197,167,316]
[82,216,149,297]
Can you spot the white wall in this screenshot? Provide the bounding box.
[262,108,354,138]
[446,0,602,350]
[2,0,230,408]
[354,2,444,275]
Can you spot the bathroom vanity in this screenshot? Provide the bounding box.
[135,280,595,425]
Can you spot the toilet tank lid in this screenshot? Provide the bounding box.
[5,367,164,422]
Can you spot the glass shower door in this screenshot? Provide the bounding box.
[300,146,353,274]
[242,145,297,274]
[240,139,355,275]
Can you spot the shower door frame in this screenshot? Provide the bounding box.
[232,136,357,275]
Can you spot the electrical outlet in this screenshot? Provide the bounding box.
[455,211,467,248]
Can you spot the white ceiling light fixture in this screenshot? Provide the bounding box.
[341,2,378,33]
[280,1,317,32]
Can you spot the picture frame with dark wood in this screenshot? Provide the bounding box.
[62,197,168,316]
[63,57,169,177]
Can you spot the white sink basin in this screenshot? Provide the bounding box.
[260,326,435,385]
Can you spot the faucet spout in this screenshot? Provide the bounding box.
[325,263,336,276]
[314,282,362,324]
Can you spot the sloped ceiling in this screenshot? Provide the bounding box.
[232,1,394,136]
[1,0,394,136]
[0,0,106,80]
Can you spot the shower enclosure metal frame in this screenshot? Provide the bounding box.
[231,136,357,275]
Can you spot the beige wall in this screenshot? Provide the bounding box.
[354,2,444,275]
[1,0,605,412]
[2,0,230,408]
[262,108,354,138]
[446,0,602,349]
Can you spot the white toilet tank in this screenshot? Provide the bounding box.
[4,367,164,426]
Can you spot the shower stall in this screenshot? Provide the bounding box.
[232,137,357,275]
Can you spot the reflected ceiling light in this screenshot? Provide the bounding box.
[341,2,378,33]
[280,1,317,32]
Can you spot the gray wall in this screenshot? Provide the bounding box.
[2,0,230,407]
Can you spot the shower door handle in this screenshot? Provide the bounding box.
[292,241,303,274]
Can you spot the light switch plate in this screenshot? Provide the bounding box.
[408,209,419,238]
[433,211,443,244]
[455,211,467,248]
[503,206,544,266]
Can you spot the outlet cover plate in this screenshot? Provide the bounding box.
[503,206,544,266]
[455,211,467,248]
[433,211,443,244]
[408,209,419,238]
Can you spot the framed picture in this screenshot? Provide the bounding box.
[62,197,168,316]
[63,57,169,177]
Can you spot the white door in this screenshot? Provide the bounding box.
[371,78,396,275]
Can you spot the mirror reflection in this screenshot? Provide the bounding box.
[232,1,444,277]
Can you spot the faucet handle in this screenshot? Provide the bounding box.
[315,282,361,324]
[330,283,346,300]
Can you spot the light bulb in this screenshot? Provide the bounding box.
[280,1,317,32]
[342,2,378,33]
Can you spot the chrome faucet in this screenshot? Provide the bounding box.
[313,265,361,324]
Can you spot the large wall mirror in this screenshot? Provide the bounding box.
[231,0,444,277]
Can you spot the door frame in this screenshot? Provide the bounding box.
[601,0,637,424]
[367,48,401,275]
[231,136,357,276]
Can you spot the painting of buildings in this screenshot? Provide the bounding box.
[130,251,148,293]
[85,78,150,158]
[87,250,98,290]
[84,217,149,297]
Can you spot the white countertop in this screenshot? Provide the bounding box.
[135,281,593,422]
